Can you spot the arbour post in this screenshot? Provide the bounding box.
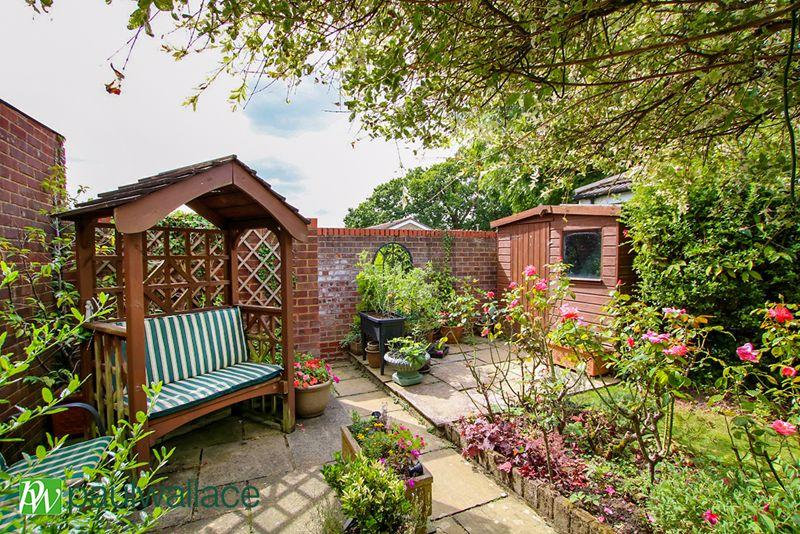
[279,229,295,433]
[123,232,149,464]
[226,229,243,306]
[75,219,96,436]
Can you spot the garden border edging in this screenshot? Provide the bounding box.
[442,422,615,534]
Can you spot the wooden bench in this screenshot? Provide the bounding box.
[88,306,286,458]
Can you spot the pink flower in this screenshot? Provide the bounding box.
[523,265,537,277]
[509,299,520,309]
[486,291,495,299]
[646,513,655,524]
[604,486,616,496]
[626,337,635,348]
[597,516,605,523]
[482,305,489,314]
[406,479,415,489]
[533,279,548,291]
[662,307,686,316]
[642,330,670,344]
[781,366,797,377]
[411,449,421,459]
[702,510,719,525]
[481,327,490,337]
[497,461,513,473]
[736,343,760,363]
[559,305,580,321]
[771,419,797,436]
[333,374,341,384]
[508,281,518,289]
[768,305,794,324]
[663,344,688,357]
[603,507,614,516]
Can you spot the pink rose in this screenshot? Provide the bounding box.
[768,305,794,324]
[662,307,686,316]
[771,419,797,436]
[642,331,670,344]
[663,344,688,357]
[736,343,760,363]
[508,281,518,289]
[559,305,580,321]
[702,510,719,525]
[533,279,548,291]
[523,265,537,277]
[486,291,495,299]
[781,366,797,377]
[509,299,520,309]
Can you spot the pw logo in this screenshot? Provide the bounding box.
[18,478,64,515]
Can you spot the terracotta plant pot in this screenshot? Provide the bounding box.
[348,339,363,356]
[365,341,382,369]
[341,424,432,532]
[295,380,332,418]
[442,325,464,343]
[550,343,609,377]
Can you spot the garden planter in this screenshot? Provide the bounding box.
[295,380,332,418]
[358,311,405,375]
[365,341,382,369]
[348,339,363,356]
[341,424,433,529]
[442,325,464,343]
[383,350,431,386]
[550,343,608,376]
[51,390,88,438]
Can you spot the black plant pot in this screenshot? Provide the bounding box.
[427,345,449,359]
[407,461,424,478]
[358,311,405,375]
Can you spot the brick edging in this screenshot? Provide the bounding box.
[441,422,615,534]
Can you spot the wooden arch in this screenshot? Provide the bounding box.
[59,156,310,464]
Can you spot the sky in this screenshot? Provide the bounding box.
[0,3,452,226]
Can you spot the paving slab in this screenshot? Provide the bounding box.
[429,360,501,391]
[289,402,353,467]
[199,432,293,488]
[336,390,404,416]
[170,509,251,533]
[333,376,380,397]
[330,365,365,381]
[358,358,394,383]
[431,516,469,533]
[249,467,335,533]
[386,379,477,428]
[422,448,506,519]
[452,494,556,533]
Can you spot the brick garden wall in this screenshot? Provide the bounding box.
[314,227,497,358]
[0,99,65,459]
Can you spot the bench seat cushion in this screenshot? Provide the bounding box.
[6,436,112,480]
[148,361,282,419]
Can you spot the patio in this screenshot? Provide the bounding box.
[154,359,556,533]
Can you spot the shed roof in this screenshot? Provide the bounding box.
[573,170,634,201]
[490,204,620,229]
[59,155,309,241]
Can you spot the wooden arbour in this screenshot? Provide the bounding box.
[59,155,309,464]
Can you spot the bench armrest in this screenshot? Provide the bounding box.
[86,322,127,338]
[57,402,106,436]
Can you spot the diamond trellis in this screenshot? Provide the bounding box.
[238,229,282,307]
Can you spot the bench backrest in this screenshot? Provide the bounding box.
[144,307,248,385]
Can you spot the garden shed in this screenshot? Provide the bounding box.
[491,205,635,327]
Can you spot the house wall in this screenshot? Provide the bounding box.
[0,99,65,459]
[496,213,633,326]
[314,227,497,358]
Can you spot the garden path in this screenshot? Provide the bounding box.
[153,359,555,533]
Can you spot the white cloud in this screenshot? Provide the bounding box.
[0,2,452,226]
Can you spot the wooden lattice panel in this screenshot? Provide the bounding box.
[238,229,282,307]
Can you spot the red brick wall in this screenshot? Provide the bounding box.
[0,99,64,459]
[292,220,320,356]
[315,227,497,358]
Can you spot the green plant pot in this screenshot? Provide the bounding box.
[384,350,430,387]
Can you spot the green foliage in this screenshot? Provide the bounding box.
[321,453,414,534]
[160,211,215,229]
[349,411,426,478]
[623,146,800,355]
[344,155,516,230]
[386,337,430,368]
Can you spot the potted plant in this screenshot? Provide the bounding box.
[383,337,431,386]
[441,289,479,343]
[338,410,433,530]
[294,353,340,418]
[340,318,363,355]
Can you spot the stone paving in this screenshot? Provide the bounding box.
[354,339,618,429]
[154,359,556,533]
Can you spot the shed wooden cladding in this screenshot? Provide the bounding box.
[492,205,635,326]
[57,155,310,466]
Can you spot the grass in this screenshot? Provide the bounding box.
[571,385,800,469]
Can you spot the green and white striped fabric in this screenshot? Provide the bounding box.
[6,436,112,480]
[148,361,282,419]
[144,307,248,385]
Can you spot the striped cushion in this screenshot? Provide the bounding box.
[148,362,282,419]
[6,436,112,479]
[144,307,248,385]
[0,437,111,529]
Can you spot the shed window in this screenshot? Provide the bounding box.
[563,230,602,280]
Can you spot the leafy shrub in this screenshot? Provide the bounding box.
[321,453,415,534]
[623,146,800,359]
[349,411,426,479]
